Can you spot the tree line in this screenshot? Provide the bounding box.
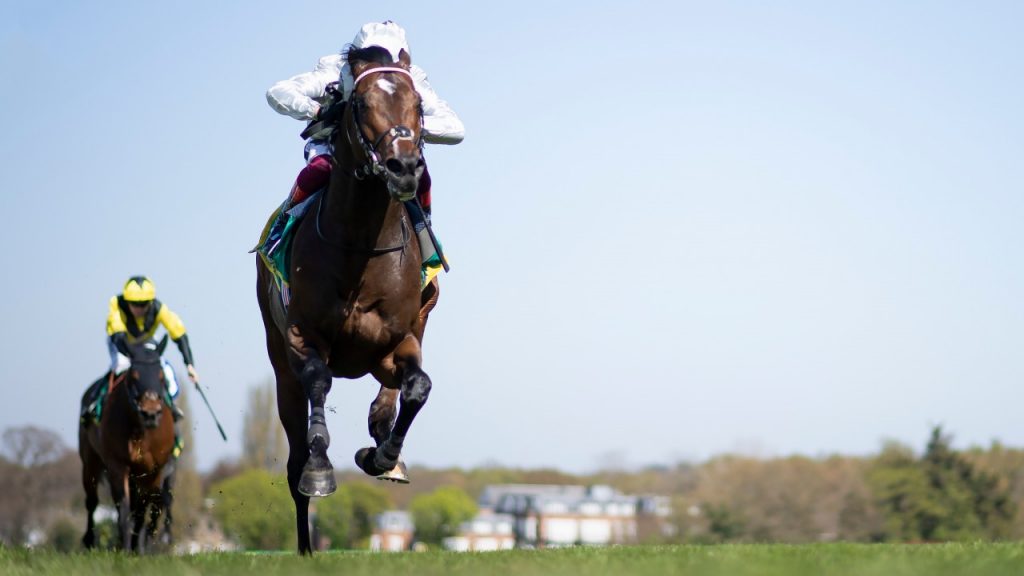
[1,382,1020,549]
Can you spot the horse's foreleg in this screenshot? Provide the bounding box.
[358,335,431,477]
[131,483,147,553]
[162,475,174,545]
[364,387,409,483]
[287,326,337,498]
[296,355,337,497]
[368,387,398,448]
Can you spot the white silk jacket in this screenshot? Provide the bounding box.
[266,54,465,145]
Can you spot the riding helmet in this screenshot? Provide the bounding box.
[123,276,156,302]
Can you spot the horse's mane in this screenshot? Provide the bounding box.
[345,45,400,66]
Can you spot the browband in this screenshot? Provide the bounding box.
[352,66,413,89]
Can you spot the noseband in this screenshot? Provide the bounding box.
[341,66,423,180]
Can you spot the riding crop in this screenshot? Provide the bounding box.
[193,381,228,441]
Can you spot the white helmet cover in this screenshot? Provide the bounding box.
[342,21,410,98]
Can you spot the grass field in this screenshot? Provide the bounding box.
[3,543,1024,576]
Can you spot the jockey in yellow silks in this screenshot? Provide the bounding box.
[83,276,199,430]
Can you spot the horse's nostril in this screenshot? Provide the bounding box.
[385,158,404,175]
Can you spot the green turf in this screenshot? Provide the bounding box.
[3,543,1024,576]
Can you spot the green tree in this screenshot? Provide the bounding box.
[868,428,1015,542]
[312,482,392,549]
[409,486,477,546]
[170,388,203,541]
[313,491,353,550]
[346,483,393,546]
[45,517,78,552]
[241,379,286,472]
[702,502,746,542]
[210,468,294,550]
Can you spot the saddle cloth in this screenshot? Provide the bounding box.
[254,192,445,316]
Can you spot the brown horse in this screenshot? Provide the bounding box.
[79,337,175,552]
[257,45,440,554]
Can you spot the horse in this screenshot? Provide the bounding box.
[79,337,176,552]
[257,44,440,554]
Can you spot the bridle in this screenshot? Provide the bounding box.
[338,66,424,181]
[123,358,165,424]
[312,64,423,254]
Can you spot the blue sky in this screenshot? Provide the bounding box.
[1,1,1022,472]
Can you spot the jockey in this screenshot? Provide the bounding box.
[81,276,199,428]
[264,20,464,267]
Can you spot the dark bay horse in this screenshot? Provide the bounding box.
[257,45,440,554]
[79,337,175,552]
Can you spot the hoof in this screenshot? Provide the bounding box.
[355,446,392,477]
[377,459,410,484]
[299,465,337,497]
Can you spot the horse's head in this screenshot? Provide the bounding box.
[124,336,169,429]
[343,45,424,202]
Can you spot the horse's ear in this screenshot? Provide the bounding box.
[156,334,169,356]
[350,59,372,79]
[398,49,411,69]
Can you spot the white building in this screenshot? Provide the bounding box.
[369,510,414,552]
[442,512,516,552]
[477,484,671,547]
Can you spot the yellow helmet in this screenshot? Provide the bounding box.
[123,276,156,302]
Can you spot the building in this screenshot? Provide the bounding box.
[477,484,671,547]
[369,510,414,552]
[442,512,516,551]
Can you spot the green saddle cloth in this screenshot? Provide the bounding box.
[253,194,321,297]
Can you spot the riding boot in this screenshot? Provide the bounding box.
[172,421,185,459]
[170,400,185,422]
[405,200,443,270]
[265,183,308,256]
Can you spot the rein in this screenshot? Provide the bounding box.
[335,66,423,181]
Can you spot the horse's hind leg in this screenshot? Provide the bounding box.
[357,335,431,478]
[277,367,314,553]
[79,441,101,549]
[108,467,132,551]
[269,325,315,552]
